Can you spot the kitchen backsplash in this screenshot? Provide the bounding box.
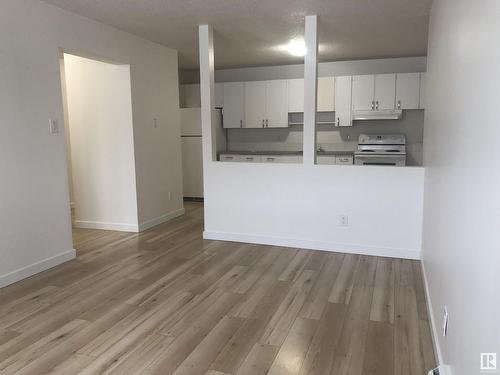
[226,110,424,166]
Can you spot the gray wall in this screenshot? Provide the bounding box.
[422,0,500,373]
[180,56,427,83]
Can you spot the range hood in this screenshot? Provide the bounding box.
[352,109,403,121]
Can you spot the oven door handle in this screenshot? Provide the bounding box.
[355,154,405,158]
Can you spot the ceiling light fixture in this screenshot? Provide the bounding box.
[285,38,307,57]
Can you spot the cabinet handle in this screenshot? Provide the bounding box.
[240,120,243,128]
[337,117,340,126]
[267,157,275,161]
[266,119,268,127]
[246,157,253,161]
[397,100,401,109]
[371,101,375,110]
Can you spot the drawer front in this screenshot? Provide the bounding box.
[220,154,239,162]
[262,155,302,163]
[335,155,354,165]
[262,156,278,163]
[317,156,336,165]
[240,155,262,163]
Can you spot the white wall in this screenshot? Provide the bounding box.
[0,0,182,287]
[64,54,138,231]
[422,0,500,373]
[205,163,425,259]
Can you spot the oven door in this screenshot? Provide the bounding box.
[354,153,406,166]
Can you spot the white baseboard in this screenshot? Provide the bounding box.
[203,231,421,260]
[0,249,76,288]
[421,259,445,369]
[74,220,139,232]
[139,208,186,232]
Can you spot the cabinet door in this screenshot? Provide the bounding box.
[244,81,267,128]
[317,77,335,112]
[352,75,375,110]
[317,155,336,165]
[374,74,396,110]
[395,73,420,109]
[288,78,304,112]
[222,82,244,128]
[214,82,224,108]
[334,76,353,127]
[419,73,426,109]
[266,80,288,127]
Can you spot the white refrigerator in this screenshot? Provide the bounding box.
[180,108,224,198]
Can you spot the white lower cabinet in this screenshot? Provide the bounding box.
[240,155,262,163]
[335,155,354,165]
[261,155,302,163]
[317,154,354,165]
[219,154,239,162]
[219,154,262,162]
[220,154,301,163]
[317,155,336,165]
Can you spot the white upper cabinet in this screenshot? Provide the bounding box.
[352,74,396,110]
[244,81,267,128]
[352,75,375,110]
[288,78,304,113]
[395,73,420,109]
[317,77,335,112]
[419,72,426,109]
[266,80,288,128]
[222,82,245,128]
[334,76,353,127]
[214,82,224,108]
[287,77,334,113]
[374,74,396,110]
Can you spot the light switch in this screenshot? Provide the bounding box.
[49,119,59,134]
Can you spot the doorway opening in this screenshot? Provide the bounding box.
[59,52,139,252]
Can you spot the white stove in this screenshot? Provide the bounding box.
[354,134,406,166]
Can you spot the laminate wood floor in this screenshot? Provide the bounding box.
[0,202,436,374]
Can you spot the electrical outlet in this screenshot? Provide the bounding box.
[49,119,59,134]
[339,215,349,226]
[442,306,449,337]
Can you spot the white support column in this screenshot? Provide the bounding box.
[303,15,318,166]
[198,25,216,165]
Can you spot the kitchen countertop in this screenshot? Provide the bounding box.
[219,150,355,156]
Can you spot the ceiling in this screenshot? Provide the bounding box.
[42,0,432,70]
